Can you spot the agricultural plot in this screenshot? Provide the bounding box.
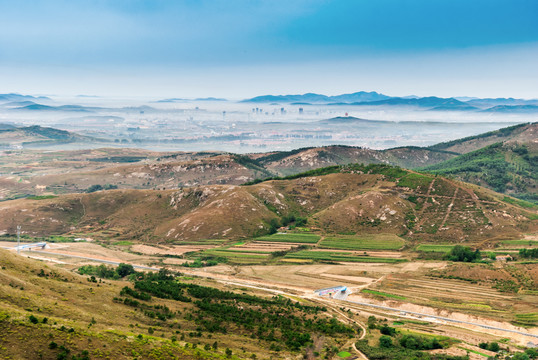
[227,241,299,253]
[500,239,538,246]
[255,233,321,243]
[199,249,270,264]
[415,244,455,253]
[319,233,405,250]
[363,274,528,322]
[284,250,405,263]
[514,313,538,327]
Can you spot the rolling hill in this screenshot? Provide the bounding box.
[427,122,536,154]
[254,145,457,176]
[423,139,538,203]
[0,125,99,148]
[0,164,535,243]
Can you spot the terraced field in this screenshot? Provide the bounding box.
[319,233,405,250]
[362,273,535,323]
[284,250,406,263]
[415,244,455,253]
[254,233,321,243]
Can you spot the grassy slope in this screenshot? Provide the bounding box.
[0,249,221,360]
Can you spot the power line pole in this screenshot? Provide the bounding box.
[17,225,21,255]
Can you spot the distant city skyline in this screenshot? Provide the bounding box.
[1,0,537,99]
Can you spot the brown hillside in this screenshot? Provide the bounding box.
[258,145,456,176]
[0,166,535,244]
[430,122,537,154]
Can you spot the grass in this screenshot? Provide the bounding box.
[502,196,537,209]
[500,239,538,246]
[255,233,320,243]
[319,233,404,250]
[415,244,454,253]
[361,289,407,300]
[26,195,58,200]
[337,351,352,358]
[396,173,433,190]
[284,250,405,263]
[114,241,133,246]
[457,347,490,357]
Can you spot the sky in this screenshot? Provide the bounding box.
[1,0,537,99]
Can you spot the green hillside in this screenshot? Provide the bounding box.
[422,142,538,204]
[428,123,533,154]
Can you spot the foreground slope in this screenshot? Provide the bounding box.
[0,165,535,243]
[0,249,355,359]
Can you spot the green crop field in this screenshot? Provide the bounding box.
[500,239,538,246]
[255,233,320,243]
[284,250,405,263]
[415,244,455,253]
[361,289,407,300]
[319,233,404,250]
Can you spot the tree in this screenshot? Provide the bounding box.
[380,324,396,336]
[445,245,480,262]
[379,335,392,348]
[225,348,233,358]
[488,342,500,352]
[512,353,530,360]
[117,263,135,278]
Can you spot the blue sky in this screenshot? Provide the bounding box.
[1,0,537,98]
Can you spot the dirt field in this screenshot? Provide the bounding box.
[131,244,216,255]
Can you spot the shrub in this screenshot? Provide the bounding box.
[380,335,393,348]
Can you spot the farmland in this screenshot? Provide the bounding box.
[254,233,321,243]
[319,233,405,250]
[284,250,406,263]
[415,244,455,253]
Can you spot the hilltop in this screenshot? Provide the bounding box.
[253,145,456,176]
[0,125,100,148]
[0,164,535,243]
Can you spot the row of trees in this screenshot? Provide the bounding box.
[78,263,135,279]
[519,248,538,258]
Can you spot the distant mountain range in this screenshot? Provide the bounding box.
[481,105,538,113]
[0,93,50,102]
[156,97,227,103]
[241,91,390,104]
[241,92,538,112]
